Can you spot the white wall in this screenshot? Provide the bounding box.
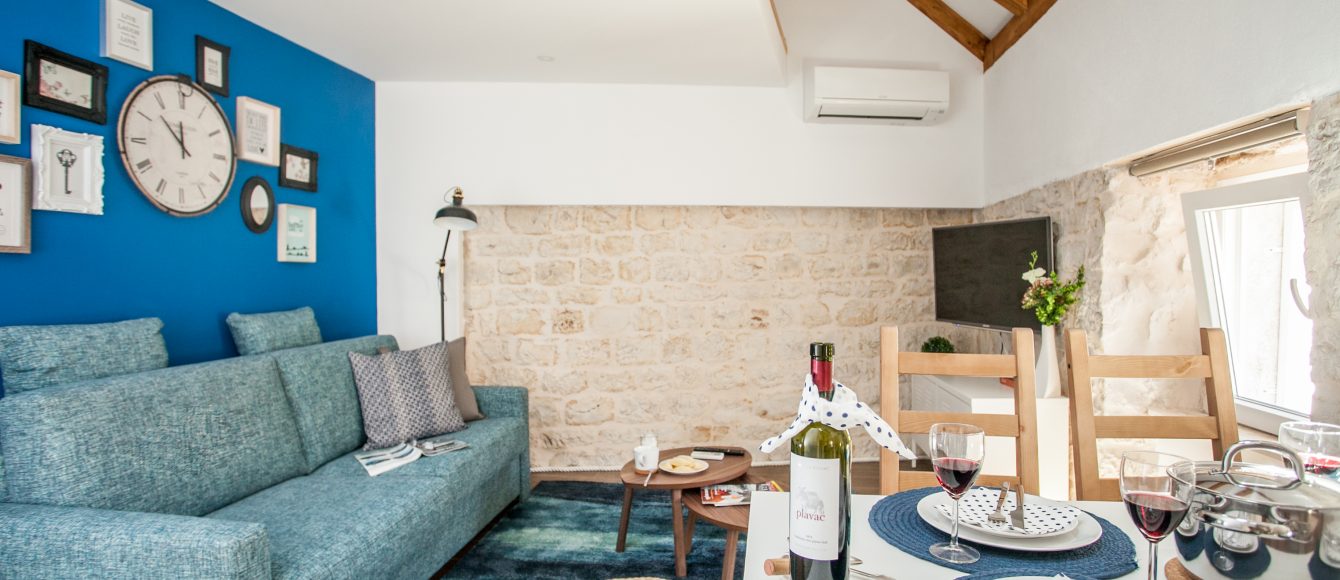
[984,0,1340,204]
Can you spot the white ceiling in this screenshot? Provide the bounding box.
[209,0,788,85]
[942,0,1014,38]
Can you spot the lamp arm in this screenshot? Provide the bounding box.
[437,229,452,343]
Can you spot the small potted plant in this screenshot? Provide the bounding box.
[921,336,956,353]
[1021,251,1085,398]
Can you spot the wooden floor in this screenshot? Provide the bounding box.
[531,460,884,494]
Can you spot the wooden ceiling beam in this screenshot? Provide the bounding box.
[984,0,1056,70]
[906,0,988,61]
[993,0,1028,16]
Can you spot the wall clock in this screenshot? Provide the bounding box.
[117,75,236,217]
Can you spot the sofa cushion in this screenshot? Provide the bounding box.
[0,356,307,516]
[349,342,466,449]
[227,307,323,355]
[207,476,458,580]
[0,317,168,395]
[272,335,399,472]
[311,416,527,481]
[446,337,485,421]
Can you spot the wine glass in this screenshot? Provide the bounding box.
[1279,421,1340,478]
[1120,451,1195,580]
[929,423,985,564]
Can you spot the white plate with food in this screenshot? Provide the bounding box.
[659,455,709,475]
[933,487,1081,538]
[916,492,1102,552]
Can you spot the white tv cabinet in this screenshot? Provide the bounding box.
[907,374,1071,500]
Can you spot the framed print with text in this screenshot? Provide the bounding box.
[0,70,19,144]
[24,41,109,125]
[278,144,317,192]
[277,203,315,263]
[0,154,32,254]
[32,124,105,215]
[236,97,280,166]
[195,36,230,96]
[101,0,154,70]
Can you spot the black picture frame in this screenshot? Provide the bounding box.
[23,41,109,125]
[195,36,230,96]
[239,176,275,234]
[278,144,318,192]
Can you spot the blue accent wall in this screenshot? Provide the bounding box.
[0,0,376,374]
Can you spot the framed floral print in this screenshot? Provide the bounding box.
[32,124,105,215]
[100,0,154,71]
[236,97,280,166]
[0,154,32,254]
[23,41,109,125]
[277,203,316,263]
[0,69,19,144]
[278,144,317,192]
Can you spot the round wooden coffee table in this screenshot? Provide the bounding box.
[682,472,768,580]
[617,446,752,578]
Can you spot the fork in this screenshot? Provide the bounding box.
[987,481,1011,524]
[851,568,894,580]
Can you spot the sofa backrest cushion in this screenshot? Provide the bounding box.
[272,335,398,471]
[226,307,323,356]
[0,356,306,516]
[0,317,169,396]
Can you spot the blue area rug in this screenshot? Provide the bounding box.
[444,481,748,579]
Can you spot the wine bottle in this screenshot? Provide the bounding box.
[790,342,852,580]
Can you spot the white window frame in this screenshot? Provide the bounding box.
[1181,170,1312,433]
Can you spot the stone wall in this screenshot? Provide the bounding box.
[463,206,971,468]
[1306,92,1340,422]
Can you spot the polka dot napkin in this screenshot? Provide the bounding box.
[759,374,915,458]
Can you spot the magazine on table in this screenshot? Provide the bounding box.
[355,435,471,476]
[700,481,784,506]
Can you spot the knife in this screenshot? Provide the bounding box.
[1011,482,1026,530]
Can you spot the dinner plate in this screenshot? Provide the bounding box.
[916,492,1102,552]
[933,487,1081,538]
[658,456,708,474]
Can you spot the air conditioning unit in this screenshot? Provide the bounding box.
[805,66,949,125]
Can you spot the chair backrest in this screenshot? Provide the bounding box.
[878,326,1040,496]
[1066,328,1239,501]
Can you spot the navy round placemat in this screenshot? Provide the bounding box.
[868,487,1138,579]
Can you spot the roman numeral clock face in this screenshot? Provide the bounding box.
[117,76,236,216]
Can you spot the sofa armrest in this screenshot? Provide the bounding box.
[0,502,270,579]
[472,385,528,419]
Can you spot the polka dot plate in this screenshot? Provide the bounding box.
[934,487,1081,538]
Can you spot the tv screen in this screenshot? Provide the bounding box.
[932,217,1053,331]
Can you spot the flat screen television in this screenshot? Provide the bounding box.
[932,217,1054,331]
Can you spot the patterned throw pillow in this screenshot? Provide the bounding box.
[225,307,323,356]
[348,342,466,449]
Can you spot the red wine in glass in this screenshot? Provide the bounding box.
[1300,453,1340,476]
[1123,492,1190,541]
[933,457,982,498]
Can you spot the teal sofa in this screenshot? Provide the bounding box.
[0,335,530,579]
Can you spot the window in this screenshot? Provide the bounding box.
[1183,171,1314,432]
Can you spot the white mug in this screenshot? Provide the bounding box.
[634,445,659,474]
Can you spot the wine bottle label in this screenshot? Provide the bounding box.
[789,453,840,560]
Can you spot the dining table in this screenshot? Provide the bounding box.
[742,491,1175,580]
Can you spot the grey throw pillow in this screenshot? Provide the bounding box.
[446,338,484,421]
[349,342,466,449]
[226,307,323,356]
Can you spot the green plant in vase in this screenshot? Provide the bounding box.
[1020,251,1085,397]
[921,336,956,353]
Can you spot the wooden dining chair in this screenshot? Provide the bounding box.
[878,326,1040,496]
[1066,328,1239,501]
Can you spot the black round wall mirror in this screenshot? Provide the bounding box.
[240,176,275,234]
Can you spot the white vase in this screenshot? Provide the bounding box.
[1035,325,1062,398]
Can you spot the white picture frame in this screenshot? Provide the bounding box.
[0,154,32,254]
[237,97,281,166]
[32,124,105,215]
[0,69,19,144]
[277,203,316,263]
[101,0,154,71]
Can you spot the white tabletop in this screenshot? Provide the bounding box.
[742,492,1172,580]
